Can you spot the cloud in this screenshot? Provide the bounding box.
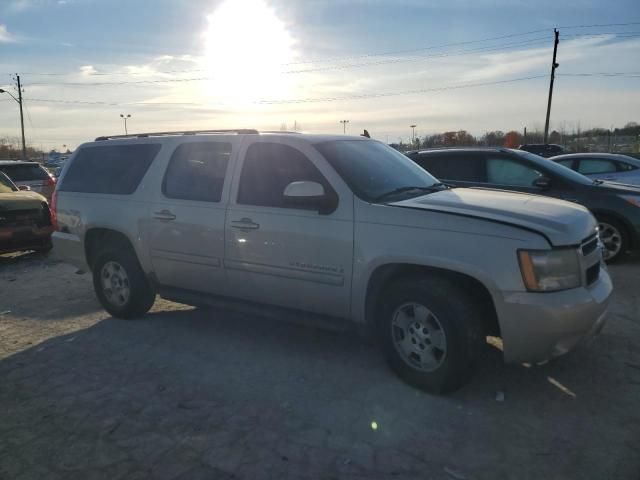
[0,25,17,43]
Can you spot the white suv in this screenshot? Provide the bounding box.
[52,130,612,392]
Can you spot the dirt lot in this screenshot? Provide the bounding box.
[0,252,639,480]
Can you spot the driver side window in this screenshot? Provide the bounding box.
[237,143,328,209]
[486,157,543,187]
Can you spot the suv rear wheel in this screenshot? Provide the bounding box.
[377,275,484,393]
[92,248,155,319]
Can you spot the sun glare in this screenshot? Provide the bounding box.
[202,0,296,106]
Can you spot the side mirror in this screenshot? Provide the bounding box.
[283,181,337,214]
[532,176,551,189]
[18,185,31,191]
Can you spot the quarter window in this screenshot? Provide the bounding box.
[237,143,327,208]
[163,142,231,202]
[60,144,161,194]
[486,157,543,186]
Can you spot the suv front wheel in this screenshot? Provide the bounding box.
[377,275,484,393]
[92,248,156,319]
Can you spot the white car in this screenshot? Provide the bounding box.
[552,153,640,185]
[52,130,611,393]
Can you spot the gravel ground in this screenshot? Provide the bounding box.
[0,252,639,480]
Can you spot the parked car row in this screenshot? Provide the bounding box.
[0,171,54,255]
[51,131,611,393]
[405,147,640,262]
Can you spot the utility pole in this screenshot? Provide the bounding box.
[543,29,559,144]
[120,114,131,135]
[523,126,527,144]
[410,125,417,143]
[16,75,26,159]
[340,119,349,134]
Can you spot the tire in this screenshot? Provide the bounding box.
[377,275,484,393]
[595,215,628,263]
[92,248,156,319]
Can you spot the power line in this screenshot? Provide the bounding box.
[25,37,553,87]
[558,21,640,29]
[21,75,548,107]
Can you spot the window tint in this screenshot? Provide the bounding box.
[238,143,327,208]
[0,163,48,181]
[60,144,160,194]
[557,159,575,169]
[416,154,481,182]
[617,161,637,172]
[578,159,617,175]
[486,157,543,186]
[316,141,437,202]
[0,172,16,193]
[163,142,231,202]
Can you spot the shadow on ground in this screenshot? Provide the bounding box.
[1,302,639,480]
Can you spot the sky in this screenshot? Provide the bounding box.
[0,0,639,150]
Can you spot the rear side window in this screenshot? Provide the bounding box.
[415,154,482,182]
[556,159,575,169]
[577,159,617,175]
[163,142,231,203]
[237,143,326,208]
[617,161,638,172]
[0,164,49,181]
[60,144,161,194]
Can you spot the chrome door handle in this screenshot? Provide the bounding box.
[230,218,260,230]
[153,209,176,221]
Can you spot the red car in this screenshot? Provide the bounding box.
[0,171,54,254]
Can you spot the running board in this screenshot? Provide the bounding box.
[157,286,353,333]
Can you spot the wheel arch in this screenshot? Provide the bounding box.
[591,209,636,249]
[364,263,500,338]
[84,228,138,272]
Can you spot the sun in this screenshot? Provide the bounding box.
[201,0,296,106]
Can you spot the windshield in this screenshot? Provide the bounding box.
[315,140,440,202]
[0,172,17,193]
[511,150,594,185]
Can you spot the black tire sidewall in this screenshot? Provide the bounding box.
[377,276,482,393]
[596,215,628,263]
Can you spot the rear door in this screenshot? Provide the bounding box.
[146,139,237,295]
[224,138,353,318]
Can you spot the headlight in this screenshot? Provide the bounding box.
[518,249,581,292]
[620,195,640,208]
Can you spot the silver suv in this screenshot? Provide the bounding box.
[52,130,612,392]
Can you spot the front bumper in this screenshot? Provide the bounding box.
[0,225,53,254]
[496,268,612,364]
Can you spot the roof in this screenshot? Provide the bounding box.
[550,152,640,163]
[0,160,39,166]
[93,129,363,144]
[407,147,509,155]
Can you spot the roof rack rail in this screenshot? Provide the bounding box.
[95,129,259,141]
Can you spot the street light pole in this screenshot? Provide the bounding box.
[340,119,349,134]
[120,114,131,135]
[0,75,27,159]
[410,125,417,143]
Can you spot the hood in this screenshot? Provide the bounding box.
[593,180,640,194]
[0,191,47,212]
[391,187,595,246]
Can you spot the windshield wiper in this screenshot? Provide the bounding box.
[374,185,446,202]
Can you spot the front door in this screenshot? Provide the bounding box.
[224,139,354,319]
[147,139,236,295]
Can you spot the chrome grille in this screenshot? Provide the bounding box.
[580,232,601,286]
